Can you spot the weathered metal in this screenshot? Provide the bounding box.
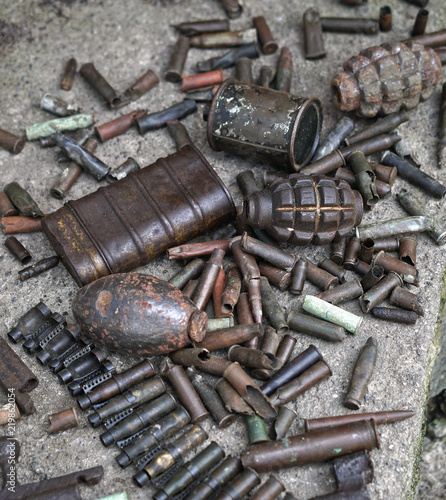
[57,346,109,386]
[120,69,159,105]
[195,324,262,351]
[95,110,146,142]
[36,323,81,371]
[374,250,418,285]
[317,279,364,305]
[217,0,243,19]
[207,79,322,171]
[0,129,25,154]
[318,257,347,283]
[304,257,340,290]
[48,406,79,434]
[167,119,194,150]
[80,62,121,107]
[0,193,18,217]
[275,334,297,367]
[4,236,31,264]
[220,263,242,313]
[7,301,52,343]
[259,277,289,334]
[404,28,446,47]
[234,57,253,84]
[331,42,441,117]
[25,113,94,140]
[389,285,424,316]
[251,326,282,380]
[275,47,293,93]
[360,271,403,313]
[313,117,354,161]
[172,19,230,36]
[169,259,205,290]
[289,259,307,295]
[4,182,44,218]
[371,307,418,324]
[189,29,257,48]
[136,100,197,133]
[197,43,259,72]
[215,378,255,415]
[438,82,446,169]
[360,265,384,291]
[334,167,392,199]
[18,256,59,282]
[253,16,278,55]
[347,151,379,209]
[168,239,232,260]
[165,34,190,82]
[181,69,225,92]
[345,337,378,410]
[40,93,78,117]
[303,8,326,60]
[245,414,270,445]
[358,238,375,264]
[372,163,397,185]
[106,158,141,183]
[191,249,225,311]
[272,406,297,440]
[321,17,379,34]
[214,469,260,500]
[20,311,65,354]
[373,237,400,252]
[412,8,429,37]
[399,236,417,267]
[251,476,285,500]
[207,317,234,331]
[241,234,295,271]
[61,57,77,91]
[331,236,347,266]
[170,348,231,377]
[379,6,392,32]
[228,345,282,372]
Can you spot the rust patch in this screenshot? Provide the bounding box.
[96,290,112,317]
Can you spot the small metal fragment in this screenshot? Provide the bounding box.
[18,256,59,282]
[0,403,20,426]
[359,271,403,313]
[371,307,418,324]
[107,158,141,183]
[272,406,297,440]
[40,93,79,117]
[48,406,79,434]
[61,57,77,90]
[275,47,292,92]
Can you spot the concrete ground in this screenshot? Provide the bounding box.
[0,0,445,498]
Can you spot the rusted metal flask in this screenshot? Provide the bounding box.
[72,273,208,357]
[42,145,235,286]
[244,174,363,245]
[331,42,441,117]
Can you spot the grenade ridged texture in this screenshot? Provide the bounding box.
[245,174,363,246]
[331,42,441,117]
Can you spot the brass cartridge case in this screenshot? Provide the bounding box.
[189,29,257,48]
[348,151,379,209]
[48,406,79,434]
[80,62,120,107]
[360,271,403,313]
[251,326,282,380]
[360,265,384,291]
[170,348,231,377]
[241,234,295,271]
[259,277,289,334]
[389,286,424,316]
[215,469,260,500]
[169,259,205,290]
[379,6,392,32]
[318,257,346,283]
[275,47,293,93]
[241,420,379,472]
[228,345,282,372]
[221,263,242,313]
[183,279,198,298]
[191,248,225,311]
[161,359,209,423]
[269,360,332,406]
[252,476,285,500]
[246,414,270,444]
[4,236,31,264]
[404,28,446,47]
[168,239,232,260]
[344,236,361,270]
[399,236,417,267]
[95,109,146,142]
[4,182,44,218]
[272,406,297,440]
[197,43,259,73]
[331,236,347,266]
[321,17,379,34]
[107,158,141,183]
[276,334,297,366]
[235,57,253,83]
[259,262,291,291]
[374,250,418,285]
[172,19,230,36]
[303,8,326,60]
[345,114,409,147]
[166,34,190,82]
[61,57,77,90]
[167,119,194,150]
[313,117,354,162]
[358,238,375,264]
[215,378,255,414]
[236,292,254,324]
[136,100,197,134]
[412,9,429,37]
[253,16,278,55]
[261,345,322,396]
[213,267,228,319]
[208,317,234,331]
[0,192,18,217]
[18,256,59,282]
[344,337,378,410]
[181,69,225,92]
[0,129,25,154]
[317,279,363,305]
[373,237,400,252]
[371,307,418,324]
[304,257,339,291]
[371,163,397,186]
[196,324,262,351]
[334,167,392,199]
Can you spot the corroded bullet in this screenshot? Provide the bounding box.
[404,28,446,47]
[215,378,255,415]
[40,93,79,117]
[218,0,243,19]
[439,82,446,169]
[344,236,361,270]
[303,8,326,60]
[95,109,146,142]
[221,263,242,313]
[371,307,418,324]
[374,250,418,285]
[412,8,429,37]
[344,337,378,410]
[379,6,392,32]
[183,279,199,298]
[120,69,159,105]
[347,151,379,209]
[303,257,339,290]
[304,409,416,432]
[167,119,194,150]
[344,114,409,147]
[48,406,79,434]
[88,376,166,428]
[272,406,297,440]
[399,236,417,267]
[213,267,228,319]
[133,424,208,485]
[253,16,278,55]
[321,17,379,34]
[389,286,424,316]
[318,257,346,283]
[191,248,225,311]
[241,234,295,271]
[170,348,232,377]
[269,360,333,406]
[115,407,191,468]
[236,291,254,324]
[1,215,42,234]
[154,442,224,500]
[251,326,282,380]
[197,43,259,72]
[252,476,285,500]
[360,265,384,291]
[373,237,400,253]
[61,57,77,90]
[241,420,380,472]
[358,238,375,264]
[161,359,209,423]
[4,236,31,264]
[317,279,363,305]
[215,469,260,500]
[169,259,206,290]
[275,334,297,367]
[196,324,262,351]
[245,414,270,444]
[275,47,293,92]
[259,277,289,334]
[257,65,275,88]
[229,345,282,372]
[235,57,253,83]
[334,167,391,199]
[313,117,354,162]
[167,239,232,260]
[331,236,347,266]
[302,295,363,334]
[165,34,190,82]
[26,113,94,141]
[181,69,225,92]
[80,62,120,107]
[223,362,277,419]
[261,345,323,396]
[172,19,230,36]
[19,256,59,282]
[360,271,403,313]
[137,100,197,134]
[107,157,141,183]
[0,192,18,216]
[259,262,291,291]
[190,29,257,48]
[0,129,25,154]
[4,182,44,218]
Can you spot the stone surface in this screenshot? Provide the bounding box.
[0,0,445,499]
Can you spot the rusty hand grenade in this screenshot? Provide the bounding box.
[244,174,363,246]
[331,42,441,117]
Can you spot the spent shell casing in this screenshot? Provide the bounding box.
[136,100,197,134]
[389,286,424,316]
[251,475,285,500]
[331,236,347,265]
[95,109,146,142]
[303,257,339,290]
[261,345,323,396]
[167,119,194,150]
[412,8,429,37]
[195,324,263,351]
[318,257,346,283]
[373,237,400,252]
[358,238,375,264]
[356,215,437,242]
[181,69,225,92]
[253,16,278,55]
[4,182,44,218]
[0,192,18,217]
[240,420,380,472]
[272,406,297,440]
[161,359,209,423]
[379,6,392,32]
[235,57,253,83]
[404,28,446,47]
[169,258,205,289]
[221,263,242,313]
[275,334,297,366]
[1,216,42,234]
[18,256,59,282]
[172,19,230,37]
[360,265,384,291]
[182,279,198,298]
[4,236,31,264]
[170,348,232,377]
[167,239,232,260]
[259,262,291,291]
[313,117,354,161]
[289,259,307,295]
[215,378,255,415]
[259,277,289,335]
[61,57,77,90]
[107,157,141,183]
[374,250,418,285]
[257,65,275,88]
[399,236,417,267]
[371,307,418,324]
[207,317,234,331]
[0,129,25,154]
[237,170,261,198]
[213,267,228,319]
[344,236,361,270]
[334,167,391,198]
[40,93,79,117]
[120,69,159,105]
[359,271,403,313]
[197,43,259,73]
[228,345,282,372]
[246,414,270,444]
[438,82,446,169]
[344,113,409,146]
[236,292,254,324]
[51,131,110,180]
[189,29,257,49]
[269,360,332,406]
[344,337,378,410]
[303,8,326,61]
[251,325,282,380]
[371,163,397,186]
[80,62,121,107]
[347,151,379,208]
[25,113,93,141]
[48,406,79,434]
[302,295,363,334]
[320,17,379,34]
[241,233,295,271]
[218,0,243,19]
[214,469,260,500]
[275,47,292,92]
[317,279,363,305]
[166,35,191,82]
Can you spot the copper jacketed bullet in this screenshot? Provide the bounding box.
[95,109,146,142]
[221,263,242,313]
[161,359,209,423]
[107,157,141,183]
[0,129,26,154]
[303,8,326,60]
[195,324,263,352]
[80,62,121,108]
[374,250,418,285]
[259,277,289,335]
[167,119,194,150]
[344,337,378,410]
[259,262,291,291]
[172,19,230,36]
[197,43,259,73]
[0,192,18,217]
[288,308,346,342]
[360,265,384,291]
[347,151,379,209]
[240,420,380,472]
[167,239,232,260]
[318,257,346,283]
[19,256,59,282]
[170,348,231,377]
[321,17,379,34]
[181,69,225,92]
[313,117,354,162]
[4,182,44,218]
[360,271,403,313]
[61,57,77,91]
[48,406,79,434]
[389,286,424,316]
[275,334,297,367]
[379,6,392,32]
[334,167,391,199]
[399,236,417,267]
[331,236,347,266]
[241,234,295,271]
[215,469,260,500]
[5,236,31,264]
[235,57,253,83]
[245,414,270,445]
[251,325,282,380]
[136,100,197,134]
[253,16,278,55]
[304,257,339,290]
[275,47,292,93]
[191,248,225,311]
[317,279,363,305]
[412,9,429,37]
[169,258,206,290]
[1,216,42,234]
[215,378,255,415]
[344,236,361,270]
[272,406,297,440]
[371,307,418,324]
[189,29,257,49]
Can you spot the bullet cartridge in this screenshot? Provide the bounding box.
[345,114,409,147]
[190,29,257,48]
[220,264,242,313]
[116,407,191,468]
[389,286,424,316]
[88,376,166,428]
[197,43,259,73]
[94,109,146,142]
[344,236,361,270]
[161,359,209,423]
[379,6,392,32]
[181,69,225,92]
[218,0,243,19]
[259,277,289,334]
[334,167,391,199]
[241,420,380,472]
[404,28,446,47]
[245,414,270,445]
[236,291,254,324]
[120,69,159,105]
[184,456,242,500]
[40,93,78,117]
[251,475,285,500]
[212,267,228,319]
[228,345,282,372]
[275,334,297,367]
[359,272,403,313]
[166,34,190,82]
[374,250,418,285]
[7,300,52,343]
[303,295,363,334]
[251,326,282,380]
[259,262,291,291]
[37,323,82,371]
[344,337,378,410]
[269,360,333,406]
[170,348,231,377]
[305,257,340,290]
[305,409,415,433]
[371,163,397,186]
[107,157,141,183]
[313,117,354,162]
[133,424,208,485]
[172,19,230,36]
[4,236,31,264]
[154,442,224,500]
[61,57,77,90]
[0,192,18,217]
[234,57,253,84]
[360,265,384,291]
[19,256,59,282]
[169,259,205,290]
[373,237,400,253]
[137,100,197,134]
[303,8,326,60]
[347,151,379,209]
[241,234,295,271]
[331,236,347,266]
[100,393,177,446]
[399,236,417,267]
[80,62,121,107]
[237,169,261,198]
[215,378,255,415]
[4,182,44,218]
[208,317,234,331]
[275,47,293,93]
[318,257,346,283]
[412,9,429,37]
[371,307,418,324]
[257,65,275,88]
[48,406,79,434]
[261,345,323,396]
[358,238,375,264]
[196,324,262,351]
[317,279,363,305]
[166,119,194,151]
[168,239,232,260]
[191,248,225,311]
[253,16,278,55]
[58,346,108,386]
[183,279,198,298]
[320,17,379,34]
[214,469,260,500]
[26,113,93,141]
[272,406,297,440]
[439,82,446,169]
[0,128,25,154]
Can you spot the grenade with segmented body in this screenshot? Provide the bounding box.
[244,174,363,246]
[331,42,441,117]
